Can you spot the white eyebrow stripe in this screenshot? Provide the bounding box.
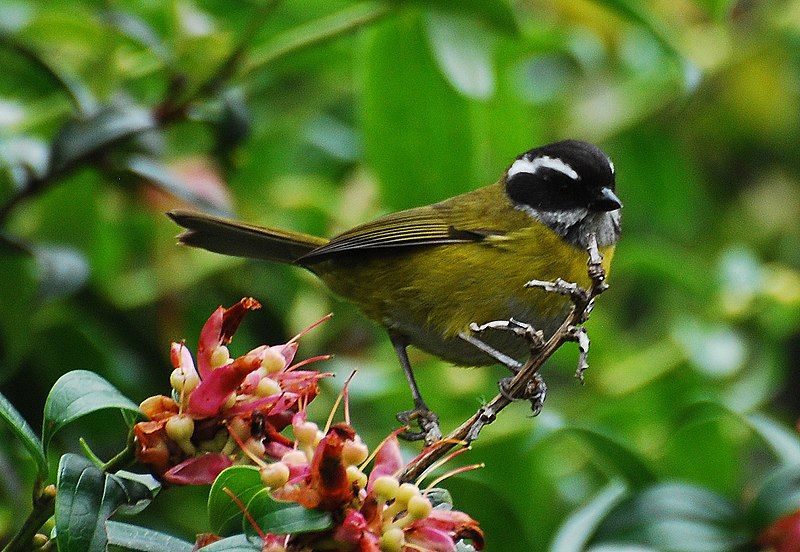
[608,158,615,174]
[508,155,579,180]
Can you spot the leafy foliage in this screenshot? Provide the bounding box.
[0,0,799,549]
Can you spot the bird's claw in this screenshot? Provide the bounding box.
[397,407,442,445]
[498,374,547,416]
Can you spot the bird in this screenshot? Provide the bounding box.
[167,139,622,442]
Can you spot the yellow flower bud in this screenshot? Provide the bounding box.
[379,527,404,552]
[210,345,231,368]
[281,450,308,466]
[165,414,195,443]
[346,465,368,489]
[170,368,200,394]
[293,421,319,446]
[406,494,432,520]
[372,476,400,501]
[261,347,286,373]
[223,392,237,410]
[256,377,282,397]
[260,462,290,488]
[342,439,369,466]
[395,483,418,506]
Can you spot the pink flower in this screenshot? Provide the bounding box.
[134,298,330,484]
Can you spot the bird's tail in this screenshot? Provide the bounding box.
[167,209,328,263]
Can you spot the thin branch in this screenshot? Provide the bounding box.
[1,485,56,552]
[398,234,608,483]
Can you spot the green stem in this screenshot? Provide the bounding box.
[101,429,137,473]
[2,486,56,552]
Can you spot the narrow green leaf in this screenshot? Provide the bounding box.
[102,10,173,64]
[0,32,96,114]
[43,370,140,455]
[362,12,473,209]
[31,244,90,300]
[122,155,232,217]
[106,521,193,552]
[208,466,264,536]
[425,13,495,99]
[746,413,800,465]
[48,104,154,174]
[392,0,518,34]
[681,402,800,465]
[531,425,657,489]
[243,2,392,78]
[0,390,48,480]
[594,483,750,551]
[245,488,332,537]
[551,480,629,552]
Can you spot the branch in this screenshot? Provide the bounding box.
[1,485,56,552]
[398,234,608,483]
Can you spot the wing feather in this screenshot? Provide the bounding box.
[299,205,501,261]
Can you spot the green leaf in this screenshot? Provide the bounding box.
[392,0,518,34]
[552,481,629,552]
[32,244,90,300]
[594,483,750,551]
[590,0,683,62]
[48,104,155,174]
[746,413,800,465]
[425,13,495,99]
[208,465,264,536]
[245,488,332,537]
[198,534,260,551]
[56,454,107,552]
[0,32,96,113]
[748,464,800,528]
[532,425,657,489]
[122,155,232,217]
[243,2,392,78]
[56,455,162,552]
[106,521,194,552]
[102,10,173,64]
[0,390,47,480]
[681,402,800,465]
[362,12,473,209]
[109,471,161,516]
[43,370,140,455]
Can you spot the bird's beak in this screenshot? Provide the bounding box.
[593,187,622,211]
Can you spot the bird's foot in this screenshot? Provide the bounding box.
[397,406,442,445]
[466,318,545,361]
[566,325,590,383]
[499,373,548,416]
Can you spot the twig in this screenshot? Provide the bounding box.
[1,485,56,552]
[398,234,608,483]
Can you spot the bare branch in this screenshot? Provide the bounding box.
[398,233,608,483]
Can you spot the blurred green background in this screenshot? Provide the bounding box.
[1,0,799,550]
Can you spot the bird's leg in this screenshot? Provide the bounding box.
[390,333,442,445]
[457,331,522,373]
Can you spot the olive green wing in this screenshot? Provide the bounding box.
[298,204,502,261]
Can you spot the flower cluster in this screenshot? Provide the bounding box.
[134,298,330,484]
[135,298,483,551]
[222,419,484,552]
